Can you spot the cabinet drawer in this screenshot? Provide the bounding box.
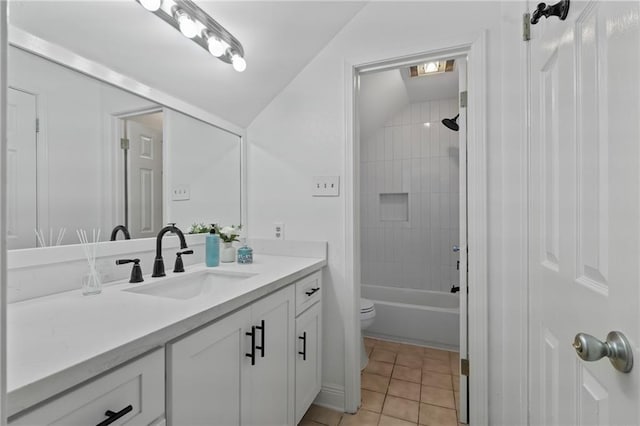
[295,271,322,316]
[11,349,164,426]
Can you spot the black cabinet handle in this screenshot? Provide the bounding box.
[305,287,320,296]
[245,326,256,366]
[298,332,307,361]
[96,404,133,426]
[255,320,265,358]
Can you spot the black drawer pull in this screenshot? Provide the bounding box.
[246,326,256,365]
[305,287,320,296]
[298,332,307,361]
[96,404,133,426]
[255,320,265,358]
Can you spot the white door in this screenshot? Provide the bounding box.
[456,56,469,425]
[529,1,640,424]
[295,302,322,424]
[6,88,37,249]
[126,119,163,239]
[247,286,295,426]
[167,306,251,426]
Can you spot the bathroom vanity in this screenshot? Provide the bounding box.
[7,254,325,425]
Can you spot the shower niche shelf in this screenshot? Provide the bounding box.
[379,193,409,222]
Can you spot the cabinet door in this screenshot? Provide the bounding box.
[167,307,251,426]
[295,302,322,424]
[246,286,295,426]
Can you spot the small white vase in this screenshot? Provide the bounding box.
[221,242,236,263]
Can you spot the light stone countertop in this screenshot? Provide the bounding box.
[7,254,326,418]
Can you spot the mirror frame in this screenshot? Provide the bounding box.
[6,25,247,264]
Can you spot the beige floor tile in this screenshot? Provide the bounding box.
[375,340,402,352]
[368,346,374,356]
[365,360,394,377]
[396,343,425,356]
[421,371,453,390]
[382,395,420,423]
[362,372,391,393]
[423,348,451,362]
[392,365,422,383]
[396,353,423,369]
[449,352,460,363]
[420,386,455,409]
[364,337,376,349]
[454,391,460,411]
[418,403,457,426]
[422,357,451,374]
[339,409,380,426]
[387,379,421,401]
[371,348,397,364]
[452,377,460,391]
[378,414,418,426]
[299,420,327,426]
[303,404,343,426]
[361,389,386,413]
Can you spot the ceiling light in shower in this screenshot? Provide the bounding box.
[136,0,246,72]
[410,59,455,77]
[139,0,161,12]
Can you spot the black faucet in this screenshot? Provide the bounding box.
[110,225,131,241]
[174,250,194,273]
[116,258,143,283]
[152,224,188,277]
[450,284,460,294]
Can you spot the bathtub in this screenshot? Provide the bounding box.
[361,284,460,351]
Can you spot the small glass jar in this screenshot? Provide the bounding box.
[82,269,102,296]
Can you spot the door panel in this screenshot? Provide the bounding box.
[126,119,162,239]
[529,2,640,425]
[7,89,37,249]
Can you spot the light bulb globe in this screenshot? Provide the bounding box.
[176,12,198,38]
[231,54,246,72]
[139,0,161,12]
[208,37,228,57]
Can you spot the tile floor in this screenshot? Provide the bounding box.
[300,338,463,426]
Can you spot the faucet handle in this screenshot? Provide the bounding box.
[116,258,143,283]
[174,250,194,273]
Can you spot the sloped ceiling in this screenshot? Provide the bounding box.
[9,1,365,128]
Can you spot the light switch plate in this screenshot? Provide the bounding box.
[274,222,285,240]
[172,185,190,201]
[312,176,340,197]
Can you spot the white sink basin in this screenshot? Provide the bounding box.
[124,270,257,300]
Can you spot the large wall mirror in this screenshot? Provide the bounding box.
[7,45,242,249]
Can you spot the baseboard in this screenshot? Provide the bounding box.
[313,384,346,413]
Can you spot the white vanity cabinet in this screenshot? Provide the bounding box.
[10,349,165,426]
[294,271,323,424]
[167,284,295,426]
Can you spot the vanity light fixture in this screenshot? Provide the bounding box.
[136,0,246,72]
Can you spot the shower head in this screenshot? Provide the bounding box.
[442,114,459,132]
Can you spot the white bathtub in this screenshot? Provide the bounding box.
[361,284,460,351]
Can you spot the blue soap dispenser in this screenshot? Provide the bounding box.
[205,224,220,267]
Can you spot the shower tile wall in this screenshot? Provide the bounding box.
[360,98,460,293]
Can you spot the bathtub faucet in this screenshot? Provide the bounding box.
[450,284,460,293]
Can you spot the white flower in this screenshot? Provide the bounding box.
[221,226,236,235]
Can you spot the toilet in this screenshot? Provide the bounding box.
[360,298,376,370]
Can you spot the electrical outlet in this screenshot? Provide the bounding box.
[172,185,190,201]
[312,176,340,197]
[274,222,284,240]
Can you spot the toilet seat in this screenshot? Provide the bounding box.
[360,298,375,313]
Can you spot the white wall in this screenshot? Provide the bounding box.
[361,98,460,293]
[247,2,528,423]
[164,109,242,231]
[358,69,409,142]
